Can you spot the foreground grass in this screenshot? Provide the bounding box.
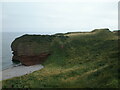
[2,29,119,88]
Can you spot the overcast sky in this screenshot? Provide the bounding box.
[2,0,119,33]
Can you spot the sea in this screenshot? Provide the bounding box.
[2,32,55,70]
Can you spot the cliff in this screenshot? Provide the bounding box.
[11,28,115,66]
[11,34,68,66]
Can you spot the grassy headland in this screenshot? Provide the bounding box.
[2,29,119,88]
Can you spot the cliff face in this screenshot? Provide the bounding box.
[11,34,68,66]
[11,35,54,66]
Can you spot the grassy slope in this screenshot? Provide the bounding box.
[2,29,119,88]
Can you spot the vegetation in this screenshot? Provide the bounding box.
[2,29,119,88]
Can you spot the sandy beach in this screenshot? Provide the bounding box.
[1,64,44,81]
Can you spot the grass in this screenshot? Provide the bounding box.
[2,29,119,88]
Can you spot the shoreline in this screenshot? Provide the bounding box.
[1,64,44,81]
[2,63,22,71]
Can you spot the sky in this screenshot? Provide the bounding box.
[1,0,119,33]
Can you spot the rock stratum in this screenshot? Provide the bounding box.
[11,34,68,66]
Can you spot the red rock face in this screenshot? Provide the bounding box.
[11,34,68,66]
[12,52,51,66]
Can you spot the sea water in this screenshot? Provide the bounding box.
[2,32,24,70]
[2,32,54,70]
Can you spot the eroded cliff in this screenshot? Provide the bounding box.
[11,34,68,66]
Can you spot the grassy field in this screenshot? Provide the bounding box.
[2,29,119,88]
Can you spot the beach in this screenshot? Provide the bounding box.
[1,64,44,81]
